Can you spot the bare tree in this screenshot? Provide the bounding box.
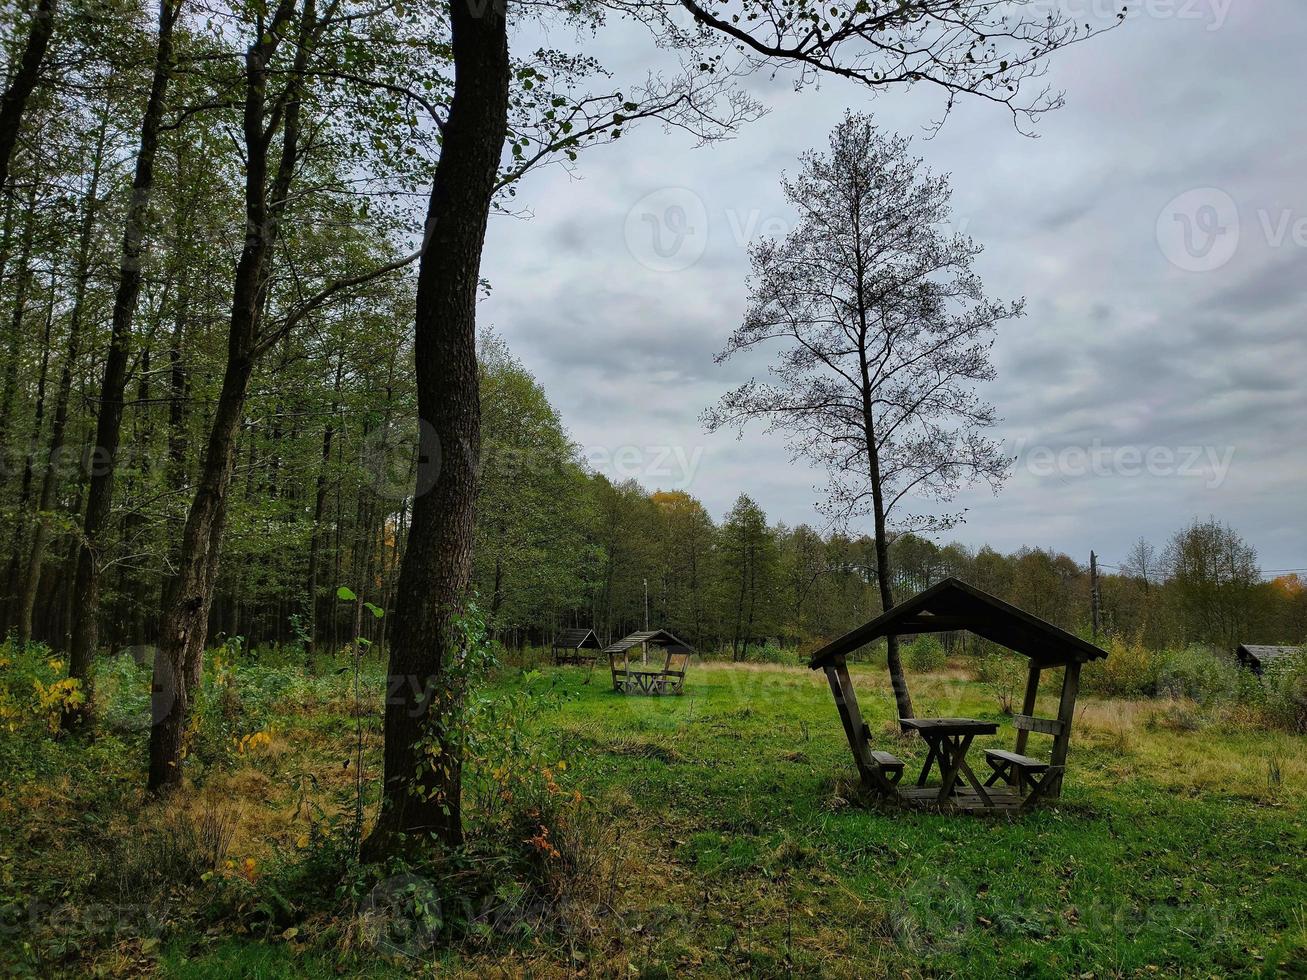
[1124,536,1157,592]
[705,115,1020,719]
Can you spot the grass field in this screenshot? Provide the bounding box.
[2,654,1305,977]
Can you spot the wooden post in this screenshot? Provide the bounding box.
[1014,663,1041,755]
[1048,660,1082,796]
[1090,551,1101,640]
[823,659,878,788]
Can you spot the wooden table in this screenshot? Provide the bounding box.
[899,717,999,805]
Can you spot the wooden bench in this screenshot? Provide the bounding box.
[855,723,904,787]
[984,714,1065,803]
[610,649,691,695]
[870,750,904,786]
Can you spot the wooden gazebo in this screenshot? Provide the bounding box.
[551,628,602,666]
[809,578,1108,810]
[605,629,694,695]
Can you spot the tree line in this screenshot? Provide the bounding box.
[19,305,1301,664]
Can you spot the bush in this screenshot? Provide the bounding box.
[1153,645,1240,704]
[1263,648,1307,734]
[905,636,946,673]
[0,640,85,733]
[96,651,154,733]
[742,642,801,666]
[1146,701,1204,733]
[1082,636,1156,697]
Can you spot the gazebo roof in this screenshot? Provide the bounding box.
[604,629,694,654]
[809,577,1108,670]
[1236,644,1296,667]
[552,628,600,650]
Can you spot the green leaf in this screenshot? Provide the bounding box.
[364,602,385,619]
[336,586,357,601]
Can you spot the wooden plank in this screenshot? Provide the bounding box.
[1013,714,1063,736]
[900,717,998,736]
[1047,661,1081,797]
[896,785,1025,814]
[985,749,1048,770]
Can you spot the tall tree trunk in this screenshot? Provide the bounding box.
[147,0,307,789]
[66,0,180,725]
[149,350,253,788]
[0,0,56,196]
[17,117,107,646]
[5,267,52,628]
[306,353,342,654]
[0,183,36,463]
[856,316,913,721]
[0,184,37,627]
[166,262,189,486]
[362,0,509,858]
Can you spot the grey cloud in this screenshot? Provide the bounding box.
[482,3,1307,569]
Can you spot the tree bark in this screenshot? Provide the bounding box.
[5,267,51,630]
[362,0,509,857]
[0,184,37,626]
[0,184,36,466]
[856,304,913,721]
[306,354,342,654]
[0,0,56,196]
[66,0,180,725]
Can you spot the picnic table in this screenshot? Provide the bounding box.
[900,717,999,805]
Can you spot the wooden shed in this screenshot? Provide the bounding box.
[1235,644,1297,676]
[809,577,1109,810]
[551,628,601,666]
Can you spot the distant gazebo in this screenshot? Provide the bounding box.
[551,628,601,666]
[605,629,695,695]
[810,578,1109,811]
[1235,644,1297,676]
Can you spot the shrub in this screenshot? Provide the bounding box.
[96,652,154,732]
[743,642,801,666]
[0,640,85,733]
[905,636,946,673]
[1082,636,1156,697]
[1146,701,1203,733]
[1153,645,1240,704]
[1263,648,1307,734]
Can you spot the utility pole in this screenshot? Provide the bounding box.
[1090,551,1101,640]
[642,578,649,665]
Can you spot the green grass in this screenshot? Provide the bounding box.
[2,656,1305,977]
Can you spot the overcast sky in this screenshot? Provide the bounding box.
[478,0,1307,575]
